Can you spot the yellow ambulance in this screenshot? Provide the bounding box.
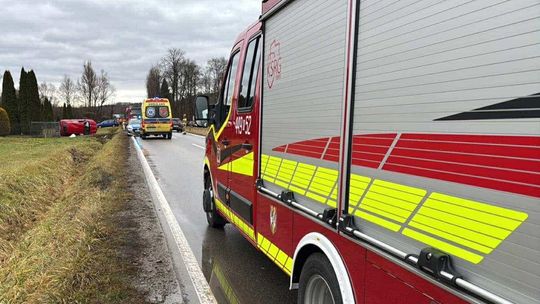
[140,98,172,140]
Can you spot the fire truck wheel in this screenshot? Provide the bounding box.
[205,200,226,228]
[204,176,226,229]
[298,253,342,304]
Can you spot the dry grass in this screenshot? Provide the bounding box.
[0,130,143,303]
[185,126,209,137]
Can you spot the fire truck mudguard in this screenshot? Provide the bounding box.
[292,232,355,304]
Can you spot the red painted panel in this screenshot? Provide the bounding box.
[283,138,328,159]
[286,147,323,159]
[323,154,340,162]
[356,133,397,139]
[387,155,540,186]
[273,133,540,197]
[352,158,380,168]
[392,148,540,173]
[352,144,392,155]
[367,252,469,304]
[365,262,433,304]
[395,140,540,159]
[274,145,286,152]
[352,152,385,162]
[401,133,540,147]
[257,194,294,255]
[384,163,540,198]
[352,135,395,147]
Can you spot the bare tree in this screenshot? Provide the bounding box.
[146,65,161,98]
[178,59,201,118]
[207,57,227,96]
[39,82,57,106]
[161,48,185,116]
[96,70,115,116]
[59,75,76,107]
[78,61,98,108]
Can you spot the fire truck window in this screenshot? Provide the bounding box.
[224,52,240,107]
[238,36,260,110]
[247,39,261,109]
[216,51,240,130]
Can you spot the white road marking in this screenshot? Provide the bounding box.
[192,143,205,150]
[188,133,206,139]
[132,137,216,304]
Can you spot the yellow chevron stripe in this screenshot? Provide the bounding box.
[260,154,528,264]
[218,152,254,176]
[215,198,255,241]
[257,233,293,275]
[403,228,484,264]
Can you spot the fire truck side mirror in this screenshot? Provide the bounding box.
[195,95,214,126]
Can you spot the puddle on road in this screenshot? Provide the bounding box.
[207,261,241,304]
[199,227,297,304]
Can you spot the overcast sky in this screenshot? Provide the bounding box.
[0,0,260,103]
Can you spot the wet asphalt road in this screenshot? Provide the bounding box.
[140,132,297,304]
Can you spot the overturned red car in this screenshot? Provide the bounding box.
[59,119,97,136]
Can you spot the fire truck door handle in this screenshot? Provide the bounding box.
[242,143,252,151]
[221,139,230,146]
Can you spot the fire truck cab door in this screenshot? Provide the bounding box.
[214,47,241,203]
[227,35,262,228]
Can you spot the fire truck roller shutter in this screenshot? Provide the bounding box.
[260,0,349,215]
[349,1,540,303]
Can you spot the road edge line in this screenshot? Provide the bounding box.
[131,136,216,304]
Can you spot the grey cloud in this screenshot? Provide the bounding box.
[0,0,260,102]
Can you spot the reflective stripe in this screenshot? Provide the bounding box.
[354,210,401,232]
[261,154,529,264]
[403,228,484,264]
[405,192,529,262]
[257,233,293,275]
[218,152,254,176]
[215,198,255,241]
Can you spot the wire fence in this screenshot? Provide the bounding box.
[30,122,60,138]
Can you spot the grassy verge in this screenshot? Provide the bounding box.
[185,126,209,136]
[0,129,143,303]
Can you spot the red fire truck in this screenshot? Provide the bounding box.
[195,1,539,303]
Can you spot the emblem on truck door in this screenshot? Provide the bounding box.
[270,205,277,235]
[267,40,281,89]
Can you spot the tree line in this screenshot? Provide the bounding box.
[0,61,115,135]
[145,48,227,119]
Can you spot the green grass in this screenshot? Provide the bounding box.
[0,130,143,303]
[0,137,97,174]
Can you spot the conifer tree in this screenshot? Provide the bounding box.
[43,97,53,121]
[67,103,73,119]
[62,103,67,119]
[27,70,42,124]
[18,68,30,134]
[160,79,170,100]
[0,70,18,134]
